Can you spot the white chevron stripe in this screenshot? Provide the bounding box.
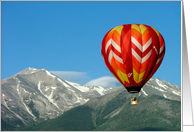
[156,53,164,64]
[143,38,152,52]
[105,39,112,54]
[132,49,141,63]
[132,37,142,51]
[108,50,124,64]
[132,37,152,52]
[105,39,121,54]
[142,50,152,63]
[111,39,121,53]
[159,43,164,54]
[132,49,152,64]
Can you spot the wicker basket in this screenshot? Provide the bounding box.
[131,100,138,105]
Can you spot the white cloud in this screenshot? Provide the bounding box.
[50,71,122,88]
[50,71,89,85]
[84,76,122,88]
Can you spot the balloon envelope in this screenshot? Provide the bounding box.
[101,24,165,93]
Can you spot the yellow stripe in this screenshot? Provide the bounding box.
[111,25,123,35]
[137,71,146,83]
[117,70,129,84]
[132,24,141,33]
[133,69,139,83]
[133,69,145,83]
[151,27,160,36]
[139,24,147,34]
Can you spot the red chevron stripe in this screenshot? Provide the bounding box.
[131,42,142,57]
[142,44,152,57]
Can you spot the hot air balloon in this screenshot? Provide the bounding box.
[101,24,165,105]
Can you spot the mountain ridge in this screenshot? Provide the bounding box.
[1,67,119,130]
[1,67,181,131]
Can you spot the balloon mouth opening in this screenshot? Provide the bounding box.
[128,91,139,93]
[125,86,142,93]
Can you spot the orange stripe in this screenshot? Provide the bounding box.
[142,32,151,46]
[142,29,149,40]
[111,58,118,73]
[105,29,118,45]
[141,58,150,69]
[139,60,151,73]
[131,33,142,47]
[105,32,114,45]
[104,30,121,48]
[112,32,121,47]
[131,29,142,42]
[133,61,140,73]
[132,57,150,74]
[110,56,126,74]
[114,58,126,73]
[132,55,141,68]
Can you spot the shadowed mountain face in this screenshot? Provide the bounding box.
[1,68,181,131]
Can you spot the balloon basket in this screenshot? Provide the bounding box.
[131,100,138,105]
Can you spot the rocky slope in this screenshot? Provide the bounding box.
[1,68,117,128]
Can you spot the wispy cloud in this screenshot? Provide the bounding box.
[50,71,89,85]
[50,71,122,88]
[84,76,122,88]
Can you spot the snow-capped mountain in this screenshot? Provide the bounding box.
[138,78,181,101]
[1,68,116,125]
[1,67,181,128]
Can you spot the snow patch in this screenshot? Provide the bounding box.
[74,94,82,103]
[46,70,56,78]
[67,87,75,93]
[22,88,30,94]
[16,80,36,121]
[58,78,70,88]
[156,79,168,89]
[141,88,148,96]
[38,82,59,109]
[66,81,89,92]
[151,85,167,92]
[46,90,58,108]
[51,86,57,90]
[163,94,167,99]
[74,85,90,92]
[94,86,105,96]
[172,90,181,96]
[45,86,50,91]
[84,98,89,102]
[163,94,172,99]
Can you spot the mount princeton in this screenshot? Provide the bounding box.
[1,68,181,131]
[1,68,118,129]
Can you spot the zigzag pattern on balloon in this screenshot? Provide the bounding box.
[101,24,165,89]
[104,25,130,85]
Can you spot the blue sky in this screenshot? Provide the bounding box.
[1,1,181,87]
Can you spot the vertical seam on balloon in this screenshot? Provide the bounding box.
[119,25,130,86]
